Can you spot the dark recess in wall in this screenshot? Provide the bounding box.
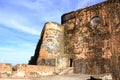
[28,25,46,65]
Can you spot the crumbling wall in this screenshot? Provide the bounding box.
[0,63,12,78]
[0,63,69,78]
[62,1,120,79]
[12,64,55,77]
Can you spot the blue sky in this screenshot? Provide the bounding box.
[0,0,105,65]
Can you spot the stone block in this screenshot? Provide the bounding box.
[0,63,12,78]
[12,64,55,77]
[61,11,75,24]
[40,58,56,66]
[57,55,69,70]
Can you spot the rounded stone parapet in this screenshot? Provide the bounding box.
[37,22,64,66]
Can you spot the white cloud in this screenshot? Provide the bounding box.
[0,18,40,35]
[0,4,41,35]
[10,20,40,35]
[0,0,65,35]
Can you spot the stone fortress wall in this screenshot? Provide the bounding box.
[62,1,120,79]
[63,0,120,74]
[0,0,120,79]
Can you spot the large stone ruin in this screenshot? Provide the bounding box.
[29,0,120,79]
[0,0,119,79]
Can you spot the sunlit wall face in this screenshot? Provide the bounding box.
[0,0,105,65]
[63,1,120,77]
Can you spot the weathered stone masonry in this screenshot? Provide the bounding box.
[29,22,68,70]
[62,0,120,79]
[0,0,120,79]
[28,0,120,79]
[0,0,120,80]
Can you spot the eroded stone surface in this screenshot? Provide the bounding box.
[27,0,120,79]
[12,64,55,77]
[0,63,12,78]
[62,1,120,79]
[36,22,68,69]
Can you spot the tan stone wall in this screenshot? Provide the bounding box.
[0,63,12,78]
[62,1,120,78]
[37,22,65,66]
[0,63,69,78]
[28,0,119,79]
[56,55,69,69]
[12,64,55,77]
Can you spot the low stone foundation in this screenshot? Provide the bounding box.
[12,64,55,77]
[0,63,72,78]
[0,64,59,78]
[0,63,12,78]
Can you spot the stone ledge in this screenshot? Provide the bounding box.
[12,64,55,77]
